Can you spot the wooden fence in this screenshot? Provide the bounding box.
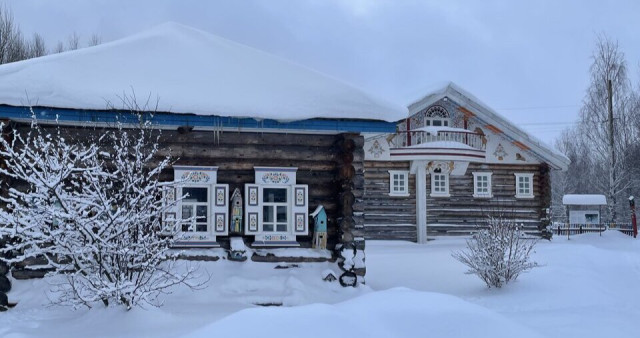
[555,223,634,237]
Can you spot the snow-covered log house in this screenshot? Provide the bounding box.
[363,83,570,242]
[0,23,408,283]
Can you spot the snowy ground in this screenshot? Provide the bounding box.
[1,231,639,337]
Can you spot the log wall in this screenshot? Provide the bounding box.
[363,161,551,241]
[10,123,352,250]
[363,161,417,241]
[426,163,549,236]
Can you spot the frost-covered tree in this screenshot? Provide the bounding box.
[554,35,640,223]
[0,5,27,64]
[27,33,46,58]
[88,33,101,47]
[580,35,636,222]
[452,217,538,288]
[0,112,202,310]
[66,32,79,51]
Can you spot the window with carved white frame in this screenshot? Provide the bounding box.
[430,172,450,197]
[473,172,493,198]
[262,187,289,233]
[180,186,209,232]
[515,173,534,198]
[388,170,409,196]
[424,105,451,127]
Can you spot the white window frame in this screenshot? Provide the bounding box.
[179,186,210,233]
[472,172,493,198]
[430,172,450,197]
[261,186,291,233]
[515,173,534,199]
[425,117,450,127]
[388,170,410,197]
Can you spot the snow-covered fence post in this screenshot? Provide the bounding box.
[335,133,365,286]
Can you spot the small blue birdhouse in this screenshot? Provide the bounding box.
[311,205,327,249]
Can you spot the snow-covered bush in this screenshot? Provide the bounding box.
[0,112,202,309]
[452,217,538,288]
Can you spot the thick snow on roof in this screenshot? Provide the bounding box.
[0,22,407,122]
[562,194,607,206]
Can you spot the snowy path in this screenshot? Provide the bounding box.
[1,231,639,337]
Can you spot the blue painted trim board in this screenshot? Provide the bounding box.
[0,105,397,134]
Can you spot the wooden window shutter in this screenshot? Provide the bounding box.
[162,186,179,233]
[212,184,229,236]
[291,184,309,235]
[244,184,261,234]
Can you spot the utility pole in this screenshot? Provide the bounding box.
[630,196,637,238]
[607,79,617,224]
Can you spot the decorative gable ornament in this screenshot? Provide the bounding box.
[494,143,508,161]
[368,139,385,158]
[425,105,449,118]
[426,161,455,174]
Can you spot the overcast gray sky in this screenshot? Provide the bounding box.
[4,0,640,144]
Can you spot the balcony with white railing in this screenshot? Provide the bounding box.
[388,127,487,162]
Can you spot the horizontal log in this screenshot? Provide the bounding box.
[157,144,336,162]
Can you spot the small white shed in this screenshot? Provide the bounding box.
[562,194,607,225]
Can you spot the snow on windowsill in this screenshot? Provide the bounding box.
[388,192,410,197]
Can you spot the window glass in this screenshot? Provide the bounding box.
[263,206,274,222]
[181,187,208,232]
[183,187,208,202]
[264,188,287,203]
[262,188,289,233]
[277,206,287,222]
[182,205,193,219]
[196,205,208,223]
[435,175,445,192]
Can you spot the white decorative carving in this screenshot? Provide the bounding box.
[494,143,508,161]
[368,140,385,158]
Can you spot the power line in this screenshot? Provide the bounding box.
[518,121,577,126]
[496,104,580,111]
